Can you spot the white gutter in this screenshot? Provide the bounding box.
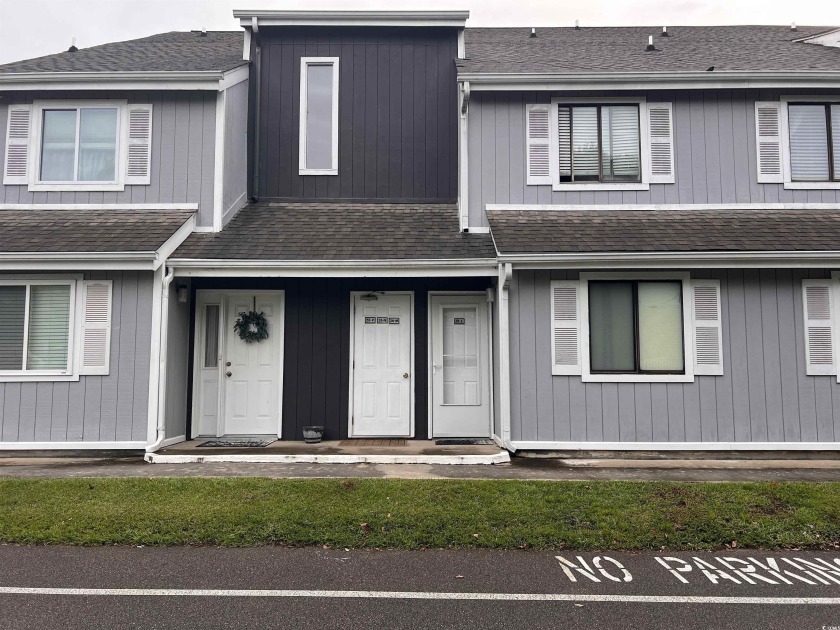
[233,10,469,27]
[457,70,840,91]
[146,266,175,453]
[497,250,840,269]
[0,67,248,91]
[496,263,514,452]
[169,257,495,268]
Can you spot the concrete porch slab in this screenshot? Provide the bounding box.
[145,439,511,465]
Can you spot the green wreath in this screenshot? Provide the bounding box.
[233,310,269,343]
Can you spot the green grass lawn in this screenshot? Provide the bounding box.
[0,478,838,550]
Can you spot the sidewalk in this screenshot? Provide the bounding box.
[1,455,839,481]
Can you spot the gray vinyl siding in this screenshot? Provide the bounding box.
[468,89,840,227]
[509,268,840,444]
[164,280,191,440]
[0,271,153,444]
[255,26,458,200]
[222,80,248,225]
[0,91,217,227]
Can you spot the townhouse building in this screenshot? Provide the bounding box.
[1,11,840,456]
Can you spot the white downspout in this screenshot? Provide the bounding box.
[146,266,175,453]
[497,263,514,452]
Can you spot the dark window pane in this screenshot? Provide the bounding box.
[204,304,220,368]
[601,106,641,182]
[0,286,26,370]
[789,104,829,182]
[572,107,599,181]
[589,282,635,372]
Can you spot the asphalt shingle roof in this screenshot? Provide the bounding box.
[0,31,246,74]
[487,209,840,255]
[0,210,193,253]
[460,26,840,75]
[173,202,496,260]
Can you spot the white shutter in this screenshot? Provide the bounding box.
[691,280,723,376]
[802,280,836,376]
[645,102,674,184]
[755,101,784,183]
[3,105,32,185]
[125,104,152,185]
[526,104,551,185]
[79,280,113,376]
[551,280,581,375]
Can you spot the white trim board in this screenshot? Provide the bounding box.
[511,441,840,451]
[486,203,840,212]
[500,250,840,269]
[0,441,146,451]
[146,452,510,465]
[0,68,248,92]
[0,203,198,211]
[235,10,469,27]
[170,260,498,277]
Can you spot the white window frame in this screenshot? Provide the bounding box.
[29,100,127,192]
[0,274,82,383]
[780,96,840,190]
[298,57,339,176]
[579,271,695,383]
[549,96,651,192]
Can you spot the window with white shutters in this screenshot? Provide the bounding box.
[802,280,836,376]
[691,280,723,376]
[550,280,581,375]
[787,103,839,183]
[3,100,153,191]
[755,101,784,183]
[526,104,551,185]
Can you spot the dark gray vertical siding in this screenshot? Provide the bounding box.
[509,269,840,444]
[256,26,458,200]
[0,92,217,226]
[0,271,153,444]
[469,89,840,226]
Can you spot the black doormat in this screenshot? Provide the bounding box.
[198,438,276,448]
[435,439,496,446]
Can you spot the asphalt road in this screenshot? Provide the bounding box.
[0,546,838,629]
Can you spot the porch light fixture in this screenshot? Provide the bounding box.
[359,292,380,301]
[176,285,189,303]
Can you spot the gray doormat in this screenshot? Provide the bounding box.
[435,439,496,446]
[198,438,276,448]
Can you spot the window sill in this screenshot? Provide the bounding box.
[552,182,650,192]
[580,372,694,383]
[28,183,126,193]
[0,373,80,383]
[784,182,840,190]
[299,169,338,177]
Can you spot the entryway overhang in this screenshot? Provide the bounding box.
[168,259,498,277]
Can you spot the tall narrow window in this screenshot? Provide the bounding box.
[558,104,641,183]
[788,103,839,182]
[204,304,220,368]
[299,57,339,175]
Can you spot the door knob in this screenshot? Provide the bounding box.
[403,372,409,379]
[226,371,232,377]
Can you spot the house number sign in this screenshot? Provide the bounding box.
[454,318,466,325]
[365,317,400,324]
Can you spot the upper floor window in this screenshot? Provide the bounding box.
[40,106,119,184]
[788,103,839,183]
[526,98,674,191]
[299,57,339,176]
[3,100,152,191]
[755,99,840,189]
[558,105,641,184]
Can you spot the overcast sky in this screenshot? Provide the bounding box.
[0,0,838,64]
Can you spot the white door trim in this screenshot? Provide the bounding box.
[348,291,415,438]
[427,292,493,438]
[191,289,286,439]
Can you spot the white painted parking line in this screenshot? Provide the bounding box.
[0,587,839,605]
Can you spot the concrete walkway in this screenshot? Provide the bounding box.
[1,456,839,481]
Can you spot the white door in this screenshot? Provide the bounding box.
[351,293,413,437]
[223,293,284,435]
[430,295,491,437]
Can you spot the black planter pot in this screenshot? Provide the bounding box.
[302,426,325,444]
